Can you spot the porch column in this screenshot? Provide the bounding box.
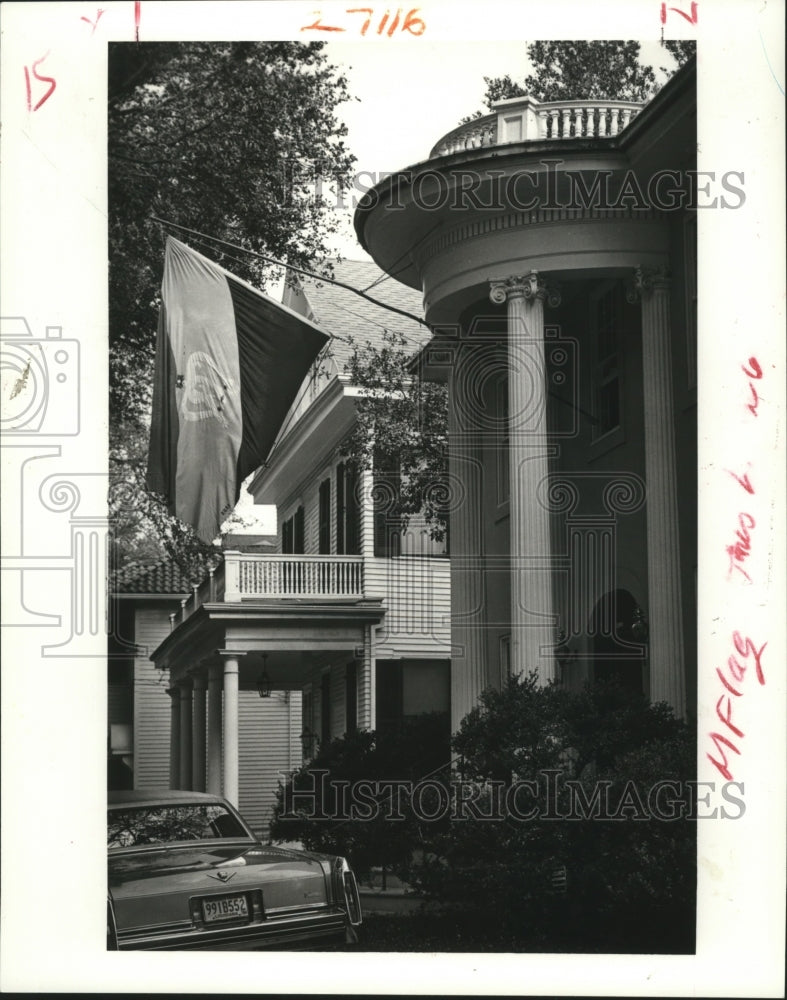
[178,681,193,790]
[447,345,488,731]
[168,686,180,789]
[220,653,240,806]
[490,272,557,686]
[192,673,207,792]
[358,624,376,730]
[632,266,686,716]
[206,664,223,795]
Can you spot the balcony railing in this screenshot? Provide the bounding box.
[430,96,643,158]
[169,552,367,627]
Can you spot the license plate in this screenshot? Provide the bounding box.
[202,894,248,923]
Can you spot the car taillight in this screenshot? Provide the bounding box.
[342,870,362,926]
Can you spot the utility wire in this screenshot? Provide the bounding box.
[150,216,429,328]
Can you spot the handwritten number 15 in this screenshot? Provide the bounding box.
[24,52,56,112]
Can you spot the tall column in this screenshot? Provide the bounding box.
[168,686,180,789]
[192,673,207,792]
[221,654,240,806]
[447,345,488,731]
[357,625,376,730]
[633,266,686,716]
[178,681,193,790]
[206,664,223,795]
[490,272,557,685]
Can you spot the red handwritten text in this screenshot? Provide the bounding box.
[80,8,105,34]
[741,355,763,416]
[707,631,767,780]
[301,7,425,36]
[24,52,56,112]
[725,511,756,582]
[660,1,698,25]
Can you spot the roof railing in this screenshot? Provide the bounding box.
[430,95,644,158]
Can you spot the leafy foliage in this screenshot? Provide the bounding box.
[477,40,695,112]
[270,714,451,881]
[108,41,356,565]
[402,675,697,952]
[341,331,449,541]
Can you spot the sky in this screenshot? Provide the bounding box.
[320,39,680,258]
[322,40,533,257]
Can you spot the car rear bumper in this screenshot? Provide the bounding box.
[116,907,352,951]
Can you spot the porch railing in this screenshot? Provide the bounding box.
[223,552,364,602]
[169,553,367,628]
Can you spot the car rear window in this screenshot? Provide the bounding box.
[108,803,249,848]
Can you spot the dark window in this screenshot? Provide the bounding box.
[375,660,403,741]
[373,456,402,557]
[592,287,622,438]
[320,673,331,745]
[345,662,357,733]
[336,462,345,554]
[318,478,331,554]
[336,461,361,555]
[282,506,305,555]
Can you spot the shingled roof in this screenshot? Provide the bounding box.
[289,260,429,371]
[112,559,200,596]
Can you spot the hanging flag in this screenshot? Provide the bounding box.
[147,236,328,542]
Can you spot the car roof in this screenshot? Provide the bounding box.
[108,788,230,808]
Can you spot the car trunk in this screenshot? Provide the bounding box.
[109,842,330,935]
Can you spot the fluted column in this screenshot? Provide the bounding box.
[490,272,558,685]
[192,673,207,792]
[220,653,240,806]
[178,681,193,790]
[206,664,223,795]
[448,345,488,732]
[632,266,686,716]
[168,686,180,789]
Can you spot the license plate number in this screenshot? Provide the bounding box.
[202,894,248,923]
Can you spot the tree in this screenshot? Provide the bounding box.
[108,42,356,564]
[341,331,449,542]
[477,39,695,112]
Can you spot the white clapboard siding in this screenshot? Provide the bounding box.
[366,556,451,658]
[238,691,302,840]
[133,606,174,790]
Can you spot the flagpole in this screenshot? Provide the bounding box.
[150,216,429,329]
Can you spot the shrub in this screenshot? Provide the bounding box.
[270,713,450,882]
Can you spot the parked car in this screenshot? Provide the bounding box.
[107,789,362,950]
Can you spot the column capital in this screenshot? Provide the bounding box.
[489,271,561,308]
[215,649,246,661]
[628,265,671,302]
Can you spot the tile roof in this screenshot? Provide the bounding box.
[294,260,429,371]
[112,559,199,595]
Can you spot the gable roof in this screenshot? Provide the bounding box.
[288,259,429,370]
